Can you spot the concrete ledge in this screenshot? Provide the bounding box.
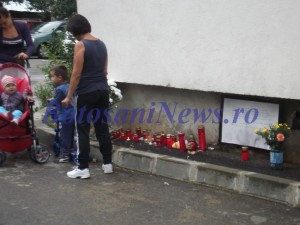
[155,156,191,181]
[114,148,157,173]
[36,118,300,207]
[195,163,240,190]
[242,173,300,206]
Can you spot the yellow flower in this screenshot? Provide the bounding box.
[279,123,283,127]
[275,125,280,129]
[255,129,259,133]
[262,128,268,133]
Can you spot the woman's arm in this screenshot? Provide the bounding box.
[61,41,85,107]
[13,22,34,60]
[22,24,34,57]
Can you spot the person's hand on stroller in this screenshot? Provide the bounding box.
[27,95,34,103]
[15,52,29,60]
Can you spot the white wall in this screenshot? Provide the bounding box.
[77,0,300,100]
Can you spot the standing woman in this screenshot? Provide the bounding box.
[0,7,34,65]
[62,14,113,179]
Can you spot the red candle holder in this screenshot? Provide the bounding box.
[120,133,127,141]
[142,130,147,138]
[126,129,132,139]
[161,133,166,146]
[178,132,186,152]
[112,131,119,139]
[166,135,174,149]
[136,127,142,137]
[241,146,249,160]
[187,138,197,151]
[156,135,162,147]
[118,128,123,136]
[133,134,139,142]
[198,125,207,151]
[171,135,176,142]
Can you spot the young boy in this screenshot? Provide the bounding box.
[49,65,75,163]
[0,75,24,125]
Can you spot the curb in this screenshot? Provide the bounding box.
[36,117,300,207]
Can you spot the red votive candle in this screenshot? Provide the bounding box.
[156,135,162,147]
[241,146,249,160]
[161,133,166,146]
[120,133,127,141]
[118,128,123,136]
[126,129,131,139]
[166,135,174,149]
[133,134,139,142]
[178,132,186,152]
[136,127,142,137]
[142,130,147,139]
[171,135,176,142]
[198,125,207,151]
[112,131,119,139]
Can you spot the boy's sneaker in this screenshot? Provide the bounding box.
[59,156,70,163]
[102,163,113,174]
[67,168,90,179]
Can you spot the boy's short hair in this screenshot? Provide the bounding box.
[51,65,68,81]
[0,7,9,18]
[67,14,91,36]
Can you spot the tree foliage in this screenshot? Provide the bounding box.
[1,0,77,20]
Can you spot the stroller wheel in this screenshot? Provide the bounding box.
[30,145,50,164]
[0,150,7,166]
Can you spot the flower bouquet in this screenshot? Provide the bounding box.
[255,123,291,150]
[255,123,291,169]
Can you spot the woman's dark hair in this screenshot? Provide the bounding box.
[0,7,9,18]
[67,14,91,36]
[51,65,69,81]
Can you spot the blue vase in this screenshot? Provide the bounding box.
[270,150,283,170]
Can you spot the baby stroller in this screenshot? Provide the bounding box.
[0,62,50,166]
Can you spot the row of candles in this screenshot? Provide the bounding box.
[111,126,207,152]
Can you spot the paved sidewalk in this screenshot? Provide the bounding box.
[2,153,300,225]
[35,111,300,207]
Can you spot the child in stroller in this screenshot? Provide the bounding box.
[0,63,50,166]
[0,75,26,125]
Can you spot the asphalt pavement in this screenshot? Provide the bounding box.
[1,152,300,225]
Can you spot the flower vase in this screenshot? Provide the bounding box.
[270,149,283,170]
